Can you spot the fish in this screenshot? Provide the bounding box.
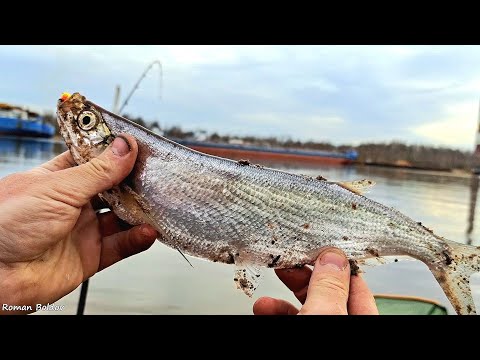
[56,92,480,315]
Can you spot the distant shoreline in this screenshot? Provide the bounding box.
[356,162,473,179]
[5,135,477,178]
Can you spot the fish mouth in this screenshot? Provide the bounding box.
[56,92,90,164]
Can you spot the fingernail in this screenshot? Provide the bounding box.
[319,250,348,271]
[111,136,130,157]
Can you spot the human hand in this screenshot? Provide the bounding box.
[253,248,379,315]
[0,135,158,314]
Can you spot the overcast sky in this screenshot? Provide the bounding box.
[1,45,480,150]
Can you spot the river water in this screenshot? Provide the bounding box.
[1,137,479,315]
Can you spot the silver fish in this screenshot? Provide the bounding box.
[57,92,480,315]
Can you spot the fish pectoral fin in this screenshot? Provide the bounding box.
[334,179,376,195]
[234,262,262,297]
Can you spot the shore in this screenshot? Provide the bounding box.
[44,135,480,179]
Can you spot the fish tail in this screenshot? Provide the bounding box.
[430,240,480,315]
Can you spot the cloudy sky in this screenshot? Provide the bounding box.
[1,45,480,150]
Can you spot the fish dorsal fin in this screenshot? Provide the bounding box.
[334,179,376,195]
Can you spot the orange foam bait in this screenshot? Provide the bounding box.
[60,92,71,102]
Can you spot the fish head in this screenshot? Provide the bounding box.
[56,92,114,164]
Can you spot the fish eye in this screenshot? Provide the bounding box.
[77,110,98,131]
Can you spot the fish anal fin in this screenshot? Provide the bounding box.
[234,260,262,297]
[100,184,152,226]
[335,179,376,195]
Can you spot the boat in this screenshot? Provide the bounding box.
[170,138,358,165]
[374,294,448,315]
[0,103,55,138]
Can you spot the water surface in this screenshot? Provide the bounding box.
[1,137,478,315]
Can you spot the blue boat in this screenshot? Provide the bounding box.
[0,103,55,138]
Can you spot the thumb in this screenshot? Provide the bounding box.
[299,248,351,315]
[53,134,138,207]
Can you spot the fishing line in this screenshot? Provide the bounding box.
[77,279,89,315]
[118,60,163,114]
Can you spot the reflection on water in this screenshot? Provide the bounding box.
[0,137,66,175]
[1,137,480,315]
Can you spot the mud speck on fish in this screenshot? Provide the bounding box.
[239,278,249,289]
[303,223,310,229]
[443,250,453,266]
[352,203,357,210]
[226,253,235,264]
[237,159,250,166]
[366,248,379,257]
[349,259,360,275]
[316,175,327,181]
[268,255,281,268]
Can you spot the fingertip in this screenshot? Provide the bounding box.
[139,224,159,241]
[253,297,299,315]
[113,134,138,156]
[253,297,270,315]
[348,274,379,315]
[301,248,351,315]
[111,136,131,157]
[103,133,138,168]
[129,225,157,253]
[314,247,349,271]
[275,266,313,295]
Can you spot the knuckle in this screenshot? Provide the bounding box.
[87,158,114,187]
[301,304,346,315]
[312,275,349,299]
[0,172,42,201]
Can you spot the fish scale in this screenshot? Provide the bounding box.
[57,92,480,315]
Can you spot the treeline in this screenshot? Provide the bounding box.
[45,112,476,170]
[355,142,473,170]
[151,124,475,170]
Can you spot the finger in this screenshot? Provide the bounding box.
[300,248,351,315]
[253,297,299,315]
[98,224,158,271]
[51,134,138,207]
[91,195,110,211]
[348,274,379,315]
[275,266,312,304]
[39,151,76,172]
[97,211,132,237]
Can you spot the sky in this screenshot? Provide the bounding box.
[1,45,480,150]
